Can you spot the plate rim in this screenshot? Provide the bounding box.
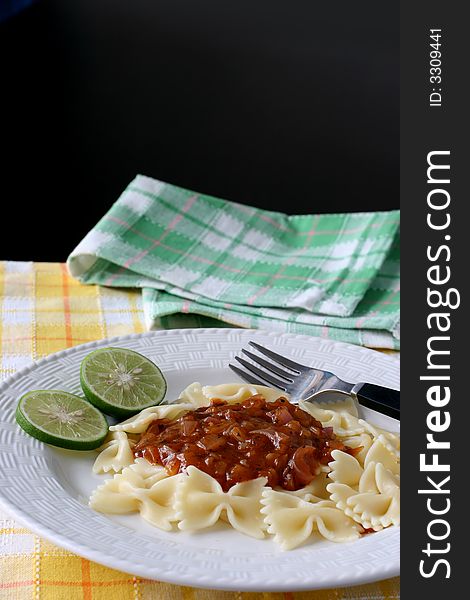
[0,328,400,591]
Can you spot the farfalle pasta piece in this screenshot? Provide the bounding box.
[261,489,361,550]
[299,400,365,437]
[349,462,400,529]
[93,431,136,474]
[287,472,330,502]
[90,458,168,496]
[130,476,183,530]
[177,382,208,407]
[90,459,167,514]
[202,383,289,404]
[109,402,194,433]
[89,477,141,514]
[128,457,172,487]
[339,432,373,466]
[327,449,364,486]
[364,436,400,475]
[326,449,400,531]
[178,382,289,407]
[360,419,400,460]
[175,466,267,539]
[90,459,181,530]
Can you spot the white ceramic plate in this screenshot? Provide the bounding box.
[0,329,399,591]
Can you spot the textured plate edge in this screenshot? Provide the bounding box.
[0,328,400,590]
[0,328,400,395]
[0,499,400,592]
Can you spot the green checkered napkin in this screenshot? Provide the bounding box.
[67,175,400,349]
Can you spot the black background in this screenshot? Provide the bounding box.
[1,0,398,261]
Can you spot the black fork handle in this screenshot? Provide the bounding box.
[351,383,400,420]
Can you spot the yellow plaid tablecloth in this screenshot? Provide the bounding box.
[0,261,399,600]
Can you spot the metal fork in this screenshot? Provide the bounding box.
[229,341,400,420]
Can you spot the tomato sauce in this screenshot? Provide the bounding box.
[134,394,352,491]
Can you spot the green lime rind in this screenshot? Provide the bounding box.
[79,347,167,418]
[16,390,109,451]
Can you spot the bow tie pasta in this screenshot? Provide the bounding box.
[89,383,400,549]
[93,431,137,474]
[327,446,400,530]
[176,466,267,539]
[90,458,181,530]
[178,381,289,406]
[261,490,362,550]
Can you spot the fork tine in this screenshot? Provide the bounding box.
[229,364,267,386]
[248,341,308,373]
[234,357,289,391]
[242,349,294,382]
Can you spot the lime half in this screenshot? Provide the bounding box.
[16,390,108,450]
[80,347,167,418]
